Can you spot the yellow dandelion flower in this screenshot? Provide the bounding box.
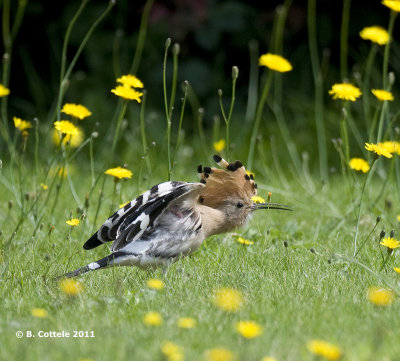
[371,89,394,101]
[177,317,196,329]
[105,166,133,179]
[251,195,266,203]
[349,158,370,173]
[116,74,144,88]
[367,286,394,306]
[329,83,362,101]
[40,183,48,190]
[236,237,254,245]
[307,340,342,361]
[59,278,83,296]
[205,348,234,361]
[13,117,32,131]
[146,278,164,290]
[393,267,400,273]
[161,341,184,361]
[61,103,92,120]
[360,26,390,45]
[0,83,10,97]
[235,320,263,339]
[259,53,293,72]
[397,215,400,222]
[380,237,400,249]
[52,127,84,148]
[378,141,400,155]
[261,358,277,361]
[143,311,163,326]
[31,308,48,318]
[54,120,79,136]
[365,142,393,158]
[382,0,400,12]
[213,139,226,153]
[119,201,130,209]
[66,218,80,227]
[111,85,143,102]
[213,287,244,312]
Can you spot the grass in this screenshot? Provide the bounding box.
[1,170,400,361]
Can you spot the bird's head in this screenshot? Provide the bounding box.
[197,155,291,232]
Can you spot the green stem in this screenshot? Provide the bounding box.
[56,0,89,122]
[340,103,350,166]
[129,0,154,75]
[362,45,377,129]
[307,0,327,182]
[55,0,114,123]
[247,71,273,170]
[171,81,189,170]
[353,157,378,257]
[376,101,388,143]
[382,11,397,89]
[340,0,351,80]
[163,38,172,180]
[245,40,259,124]
[139,91,151,175]
[110,101,128,160]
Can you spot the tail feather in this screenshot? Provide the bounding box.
[55,252,132,279]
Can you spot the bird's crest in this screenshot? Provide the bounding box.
[197,155,257,208]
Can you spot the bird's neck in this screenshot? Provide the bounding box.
[198,204,231,237]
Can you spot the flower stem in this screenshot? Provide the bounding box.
[110,101,128,160]
[139,90,151,176]
[353,157,378,257]
[382,11,397,90]
[340,0,351,80]
[362,44,377,129]
[163,38,172,180]
[129,0,154,75]
[307,0,328,182]
[247,70,273,170]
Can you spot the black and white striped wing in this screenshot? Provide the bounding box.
[83,181,202,250]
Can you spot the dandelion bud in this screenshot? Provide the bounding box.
[25,193,30,201]
[218,89,223,96]
[283,241,288,248]
[379,230,386,239]
[172,43,180,56]
[91,131,99,139]
[39,223,44,230]
[376,216,381,223]
[310,248,316,254]
[48,225,55,236]
[151,141,156,147]
[165,38,171,48]
[232,66,239,79]
[85,195,90,209]
[390,229,395,238]
[33,117,39,126]
[183,80,189,90]
[388,72,395,86]
[8,200,12,209]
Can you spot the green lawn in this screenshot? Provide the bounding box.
[1,168,399,361]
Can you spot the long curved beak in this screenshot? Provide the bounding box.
[252,202,292,211]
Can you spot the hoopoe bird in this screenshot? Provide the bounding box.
[59,155,291,278]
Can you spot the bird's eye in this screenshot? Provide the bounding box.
[236,202,244,208]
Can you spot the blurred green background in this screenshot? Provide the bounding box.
[2,0,398,169]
